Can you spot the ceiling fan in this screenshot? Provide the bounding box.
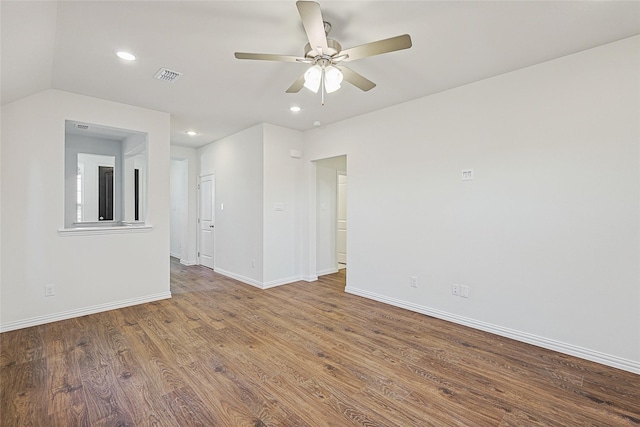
[234,1,412,104]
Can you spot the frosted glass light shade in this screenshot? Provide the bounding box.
[324,66,343,93]
[303,65,322,93]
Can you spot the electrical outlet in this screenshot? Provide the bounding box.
[251,259,256,268]
[45,284,55,297]
[461,285,469,298]
[410,276,418,288]
[452,284,460,296]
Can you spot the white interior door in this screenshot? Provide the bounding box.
[337,172,347,267]
[199,174,215,269]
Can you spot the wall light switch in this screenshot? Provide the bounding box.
[220,203,224,211]
[461,285,469,298]
[45,284,55,297]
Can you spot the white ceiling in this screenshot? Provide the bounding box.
[2,1,639,148]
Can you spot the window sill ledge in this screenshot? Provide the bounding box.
[58,224,153,237]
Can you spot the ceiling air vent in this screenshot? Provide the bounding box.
[153,68,182,83]
[74,123,90,130]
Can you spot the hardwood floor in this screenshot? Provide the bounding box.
[2,258,639,426]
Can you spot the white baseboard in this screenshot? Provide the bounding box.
[215,268,302,289]
[170,252,181,259]
[262,275,303,289]
[303,275,318,282]
[317,267,339,276]
[0,292,172,333]
[345,286,640,375]
[180,259,196,266]
[214,268,264,289]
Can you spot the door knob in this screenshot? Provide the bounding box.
[210,225,214,228]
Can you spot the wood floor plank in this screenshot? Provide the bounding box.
[1,259,639,426]
[162,385,225,426]
[1,359,48,427]
[75,340,136,426]
[46,350,87,421]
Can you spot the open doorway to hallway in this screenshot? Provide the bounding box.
[337,171,347,270]
[315,155,347,278]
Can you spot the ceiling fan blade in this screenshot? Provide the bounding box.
[338,66,376,92]
[234,52,303,63]
[340,34,412,62]
[286,74,306,93]
[296,1,328,53]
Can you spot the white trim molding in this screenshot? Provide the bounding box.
[317,267,339,277]
[214,268,264,289]
[0,292,172,333]
[263,276,303,289]
[180,259,197,266]
[345,286,640,375]
[214,268,303,290]
[58,224,153,236]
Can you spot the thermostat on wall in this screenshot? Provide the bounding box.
[462,169,474,181]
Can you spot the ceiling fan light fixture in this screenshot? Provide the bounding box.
[303,65,322,93]
[324,66,343,93]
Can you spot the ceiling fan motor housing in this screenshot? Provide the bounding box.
[304,39,342,59]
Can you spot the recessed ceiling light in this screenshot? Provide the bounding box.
[290,106,301,113]
[186,130,198,136]
[116,51,136,61]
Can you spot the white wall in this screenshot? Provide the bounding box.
[0,89,171,331]
[170,145,198,265]
[303,36,640,373]
[170,159,187,258]
[197,123,305,288]
[199,124,265,285]
[262,124,304,287]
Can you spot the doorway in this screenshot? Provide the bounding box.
[337,171,347,269]
[315,155,347,276]
[98,166,114,221]
[198,174,215,269]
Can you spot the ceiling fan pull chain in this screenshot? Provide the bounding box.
[321,68,326,106]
